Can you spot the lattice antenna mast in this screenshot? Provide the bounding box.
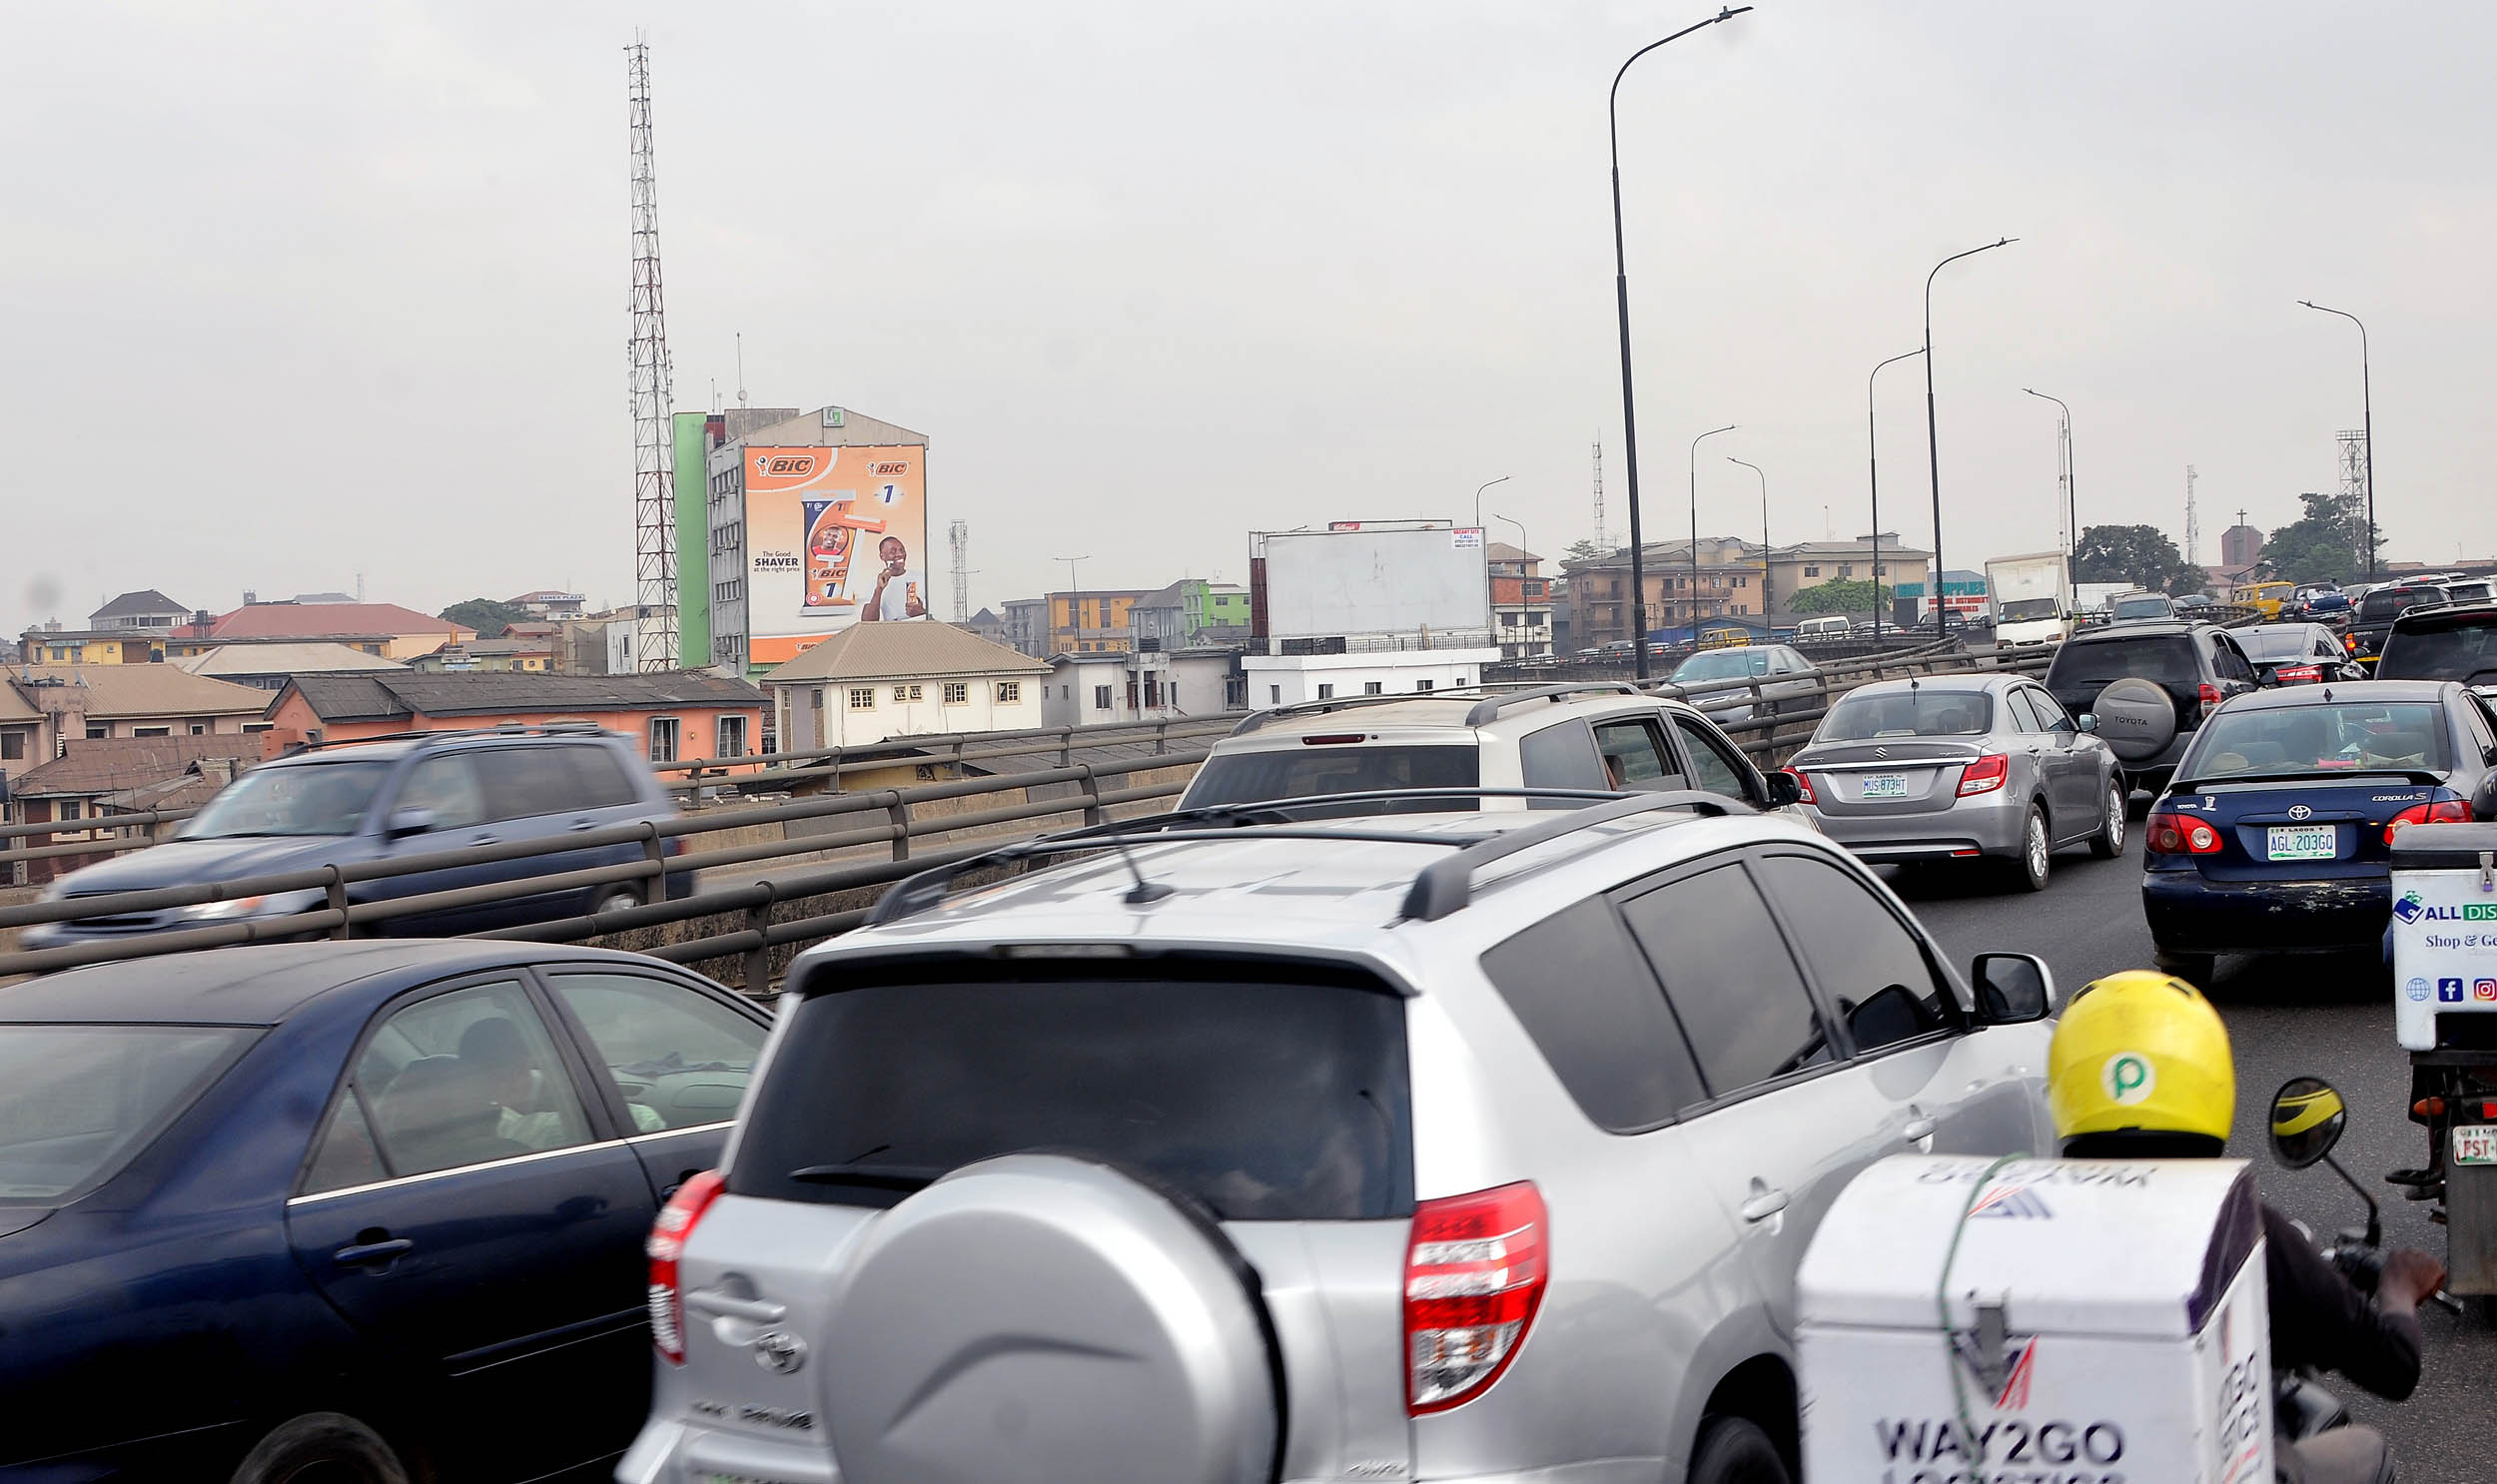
[2183,464,2198,568]
[1591,438,1607,553]
[948,519,975,623]
[2337,428,2368,564]
[627,37,678,672]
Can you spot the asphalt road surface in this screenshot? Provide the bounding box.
[1897,826,2483,1483]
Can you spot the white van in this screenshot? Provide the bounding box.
[1795,615,1852,640]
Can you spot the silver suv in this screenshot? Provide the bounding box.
[620,792,2059,1484]
[1177,683,1805,816]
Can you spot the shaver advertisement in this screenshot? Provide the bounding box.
[737,443,928,665]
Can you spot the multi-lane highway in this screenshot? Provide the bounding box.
[1900,827,2485,1483]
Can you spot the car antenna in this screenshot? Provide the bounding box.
[1098,829,1174,905]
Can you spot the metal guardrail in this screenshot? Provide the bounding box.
[0,641,2054,985]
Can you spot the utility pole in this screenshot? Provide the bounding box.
[1922,238,2019,637]
[1055,555,1090,653]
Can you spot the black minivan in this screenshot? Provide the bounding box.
[22,729,693,949]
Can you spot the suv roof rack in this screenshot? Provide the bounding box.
[1229,681,1646,737]
[1461,683,1643,726]
[863,786,1750,929]
[278,721,615,754]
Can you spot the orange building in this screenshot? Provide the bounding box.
[261,671,768,767]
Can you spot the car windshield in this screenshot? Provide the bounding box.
[2111,596,2169,619]
[183,760,393,838]
[2184,702,2452,779]
[1816,689,1993,741]
[1672,650,1768,682]
[2050,634,2198,689]
[0,1026,258,1202]
[1999,598,2060,622]
[2378,622,2497,684]
[1182,744,1477,814]
[2360,587,2445,620]
[2237,628,2321,661]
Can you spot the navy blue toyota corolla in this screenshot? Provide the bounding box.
[2142,679,2497,984]
[0,941,767,1482]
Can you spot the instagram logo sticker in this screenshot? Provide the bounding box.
[2478,979,2497,1003]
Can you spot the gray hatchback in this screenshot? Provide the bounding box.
[1786,674,2125,891]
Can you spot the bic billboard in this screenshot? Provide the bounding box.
[742,445,928,665]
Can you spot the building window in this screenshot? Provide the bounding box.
[87,725,110,740]
[1416,679,1434,691]
[848,688,877,710]
[1094,684,1113,710]
[892,684,923,703]
[242,722,273,734]
[1839,564,1855,578]
[648,716,680,762]
[0,731,20,760]
[1268,685,1282,705]
[716,715,748,758]
[1733,576,1747,588]
[1316,684,1334,700]
[1363,681,1384,695]
[1875,563,1888,576]
[133,725,172,738]
[943,682,969,704]
[190,722,209,735]
[996,682,1021,703]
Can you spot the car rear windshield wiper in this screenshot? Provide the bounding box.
[787,1162,948,1191]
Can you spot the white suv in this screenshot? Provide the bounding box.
[1178,683,1806,816]
[620,791,2059,1484]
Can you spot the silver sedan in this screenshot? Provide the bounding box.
[1784,674,2125,892]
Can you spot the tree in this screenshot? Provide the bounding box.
[439,597,531,639]
[1561,538,1608,565]
[1787,578,1892,614]
[2075,524,2201,596]
[2255,489,2382,586]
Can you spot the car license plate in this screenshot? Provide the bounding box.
[1860,773,1910,800]
[2454,1125,2497,1166]
[2266,824,2336,861]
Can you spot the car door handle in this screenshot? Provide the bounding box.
[468,833,499,846]
[568,820,597,832]
[334,1237,415,1267]
[1738,1185,1791,1223]
[1903,1116,1939,1143]
[686,1287,787,1323]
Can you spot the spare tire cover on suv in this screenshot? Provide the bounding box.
[2091,677,2177,763]
[820,1152,1281,1484]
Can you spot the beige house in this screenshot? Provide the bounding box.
[761,623,1053,751]
[5,665,274,752]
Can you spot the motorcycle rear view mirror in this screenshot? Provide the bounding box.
[2269,1078,2347,1169]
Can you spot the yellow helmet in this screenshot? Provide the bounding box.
[2048,970,2234,1148]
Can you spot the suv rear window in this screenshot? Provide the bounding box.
[731,963,1412,1220]
[1183,744,1477,814]
[2047,634,2197,690]
[2380,620,2497,684]
[2360,586,2444,621]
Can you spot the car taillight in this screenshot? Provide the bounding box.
[1781,767,1816,805]
[2276,666,2321,684]
[2145,810,2224,855]
[2385,799,2471,845]
[647,1168,725,1365]
[1405,1181,1547,1415]
[1957,753,2009,797]
[2197,682,2223,718]
[2344,633,2360,653]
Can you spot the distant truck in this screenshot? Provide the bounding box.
[1985,551,2075,647]
[2075,580,2130,618]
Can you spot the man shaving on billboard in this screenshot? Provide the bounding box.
[860,535,927,621]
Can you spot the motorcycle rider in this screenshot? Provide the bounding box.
[2048,970,2445,1484]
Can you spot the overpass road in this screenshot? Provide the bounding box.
[1897,832,2487,1483]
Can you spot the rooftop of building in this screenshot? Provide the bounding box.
[177,601,472,644]
[762,621,1053,685]
[278,669,764,723]
[7,734,262,800]
[174,642,408,679]
[6,664,275,719]
[90,589,191,621]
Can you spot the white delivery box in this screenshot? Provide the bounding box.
[2388,823,2497,1052]
[1798,1154,2270,1484]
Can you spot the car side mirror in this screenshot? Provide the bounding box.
[2268,1078,2347,1169]
[385,806,438,840]
[1763,770,1805,808]
[1971,952,2056,1024]
[2076,713,2098,734]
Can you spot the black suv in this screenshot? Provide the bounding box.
[2348,582,2453,667]
[2042,620,2259,794]
[22,726,693,949]
[2377,600,2497,691]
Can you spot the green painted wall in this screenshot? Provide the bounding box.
[672,411,711,669]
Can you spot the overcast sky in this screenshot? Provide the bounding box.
[6,1,2491,632]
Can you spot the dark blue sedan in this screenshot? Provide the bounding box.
[0,941,768,1482]
[2141,679,2497,984]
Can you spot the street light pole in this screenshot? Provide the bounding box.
[1922,237,2018,638]
[1490,512,1530,656]
[1609,5,1752,680]
[1053,554,1089,653]
[1688,423,1738,642]
[2023,388,2076,587]
[1472,475,1510,642]
[1727,456,1769,628]
[2299,300,2377,582]
[1867,348,1924,641]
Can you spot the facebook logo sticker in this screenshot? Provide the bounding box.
[2441,979,2468,1003]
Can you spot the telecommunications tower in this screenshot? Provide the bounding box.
[1591,438,1607,554]
[2183,465,2198,569]
[948,519,974,624]
[627,37,678,672]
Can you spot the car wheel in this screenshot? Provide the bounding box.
[1689,1415,1793,1484]
[2088,781,2126,859]
[230,1413,410,1484]
[2002,805,2051,893]
[2154,951,2216,987]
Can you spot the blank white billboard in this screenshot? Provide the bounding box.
[1259,525,1487,639]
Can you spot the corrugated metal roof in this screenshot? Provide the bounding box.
[6,665,274,719]
[8,735,261,798]
[761,622,1053,685]
[176,643,406,678]
[284,670,765,722]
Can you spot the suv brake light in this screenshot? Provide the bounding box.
[648,1169,725,1365]
[2385,799,2471,845]
[2275,665,2320,684]
[1405,1181,1547,1415]
[2196,682,2223,718]
[1956,754,2009,797]
[2145,809,2224,855]
[1781,767,1815,805]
